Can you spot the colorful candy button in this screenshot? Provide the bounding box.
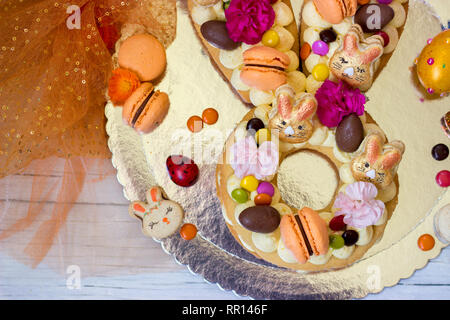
[417,234,435,251]
[377,0,393,4]
[202,108,219,125]
[180,223,198,241]
[329,234,345,249]
[319,28,337,44]
[329,215,346,231]
[312,63,329,81]
[436,170,450,187]
[255,128,271,144]
[312,40,329,56]
[254,193,272,206]
[300,42,311,60]
[342,230,359,246]
[262,30,280,48]
[431,144,449,161]
[241,175,259,192]
[375,31,390,47]
[257,181,275,197]
[187,115,203,133]
[231,188,248,203]
[358,0,370,4]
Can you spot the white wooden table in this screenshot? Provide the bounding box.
[0,163,448,300]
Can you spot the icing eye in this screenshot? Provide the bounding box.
[298,125,303,130]
[281,120,286,125]
[148,221,159,229]
[357,67,365,73]
[340,57,348,64]
[365,162,370,168]
[165,207,173,215]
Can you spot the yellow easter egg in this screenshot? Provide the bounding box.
[416,30,450,95]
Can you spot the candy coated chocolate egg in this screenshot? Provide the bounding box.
[246,118,265,135]
[375,30,390,47]
[312,40,329,56]
[431,144,449,161]
[312,63,329,81]
[354,4,394,33]
[436,170,450,187]
[262,30,280,48]
[202,108,219,125]
[300,43,311,60]
[319,28,337,44]
[231,188,248,203]
[239,205,281,233]
[166,155,199,187]
[335,114,364,153]
[342,230,359,246]
[200,20,240,50]
[418,234,435,251]
[180,223,198,241]
[257,181,275,197]
[416,30,450,95]
[240,175,259,192]
[329,234,345,249]
[254,193,272,206]
[377,0,392,4]
[329,215,346,231]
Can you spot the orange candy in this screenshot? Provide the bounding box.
[357,0,370,5]
[418,234,435,251]
[202,108,219,125]
[254,193,272,206]
[300,43,311,60]
[187,115,203,133]
[180,223,198,240]
[108,68,140,105]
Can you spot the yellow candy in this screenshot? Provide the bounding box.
[416,30,450,95]
[312,63,329,82]
[240,176,259,192]
[255,128,271,144]
[262,30,280,48]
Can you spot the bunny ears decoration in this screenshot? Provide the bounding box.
[329,24,384,92]
[269,84,318,144]
[351,133,405,190]
[129,186,184,239]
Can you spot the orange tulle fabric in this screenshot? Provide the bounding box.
[0,0,176,267]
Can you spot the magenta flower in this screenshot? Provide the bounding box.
[229,136,278,180]
[333,181,385,228]
[225,0,275,45]
[315,80,366,128]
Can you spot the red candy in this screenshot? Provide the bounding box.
[436,170,450,187]
[375,31,390,47]
[166,155,199,187]
[329,215,346,231]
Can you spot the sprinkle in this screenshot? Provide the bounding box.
[427,58,434,65]
[427,38,433,44]
[427,88,435,94]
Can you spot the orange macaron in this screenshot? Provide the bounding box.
[280,207,329,264]
[118,34,167,82]
[313,0,357,24]
[240,46,290,92]
[123,82,169,134]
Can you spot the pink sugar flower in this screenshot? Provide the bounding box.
[315,80,366,128]
[333,181,385,228]
[225,0,275,45]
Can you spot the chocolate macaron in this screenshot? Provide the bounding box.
[240,46,290,91]
[123,82,169,134]
[280,207,329,264]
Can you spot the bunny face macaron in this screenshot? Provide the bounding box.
[329,24,384,91]
[351,133,405,190]
[280,207,329,264]
[268,84,318,143]
[129,186,184,239]
[240,46,290,91]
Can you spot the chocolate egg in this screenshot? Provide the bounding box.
[166,155,199,187]
[239,205,280,233]
[416,30,450,95]
[354,4,394,33]
[200,20,241,50]
[335,114,364,153]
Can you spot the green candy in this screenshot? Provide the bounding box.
[231,188,248,203]
[223,0,231,10]
[329,234,345,250]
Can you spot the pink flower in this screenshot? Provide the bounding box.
[333,181,385,228]
[229,137,279,180]
[225,0,275,45]
[315,80,366,128]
